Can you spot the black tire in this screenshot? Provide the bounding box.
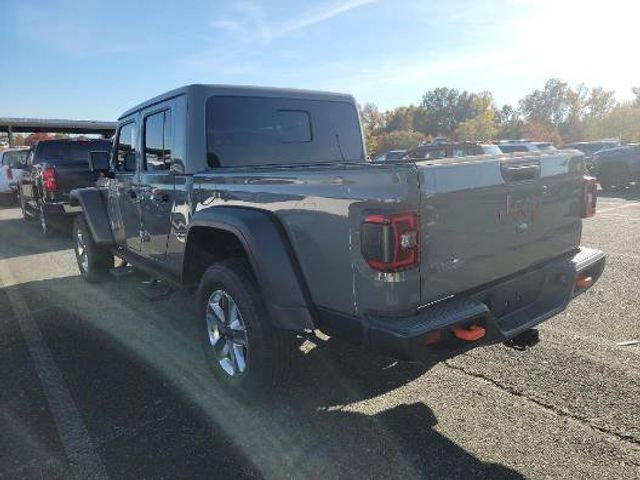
[599,164,630,191]
[73,215,114,283]
[598,179,615,192]
[197,258,294,398]
[38,201,52,237]
[20,192,35,221]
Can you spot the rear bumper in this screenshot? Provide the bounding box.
[319,247,605,362]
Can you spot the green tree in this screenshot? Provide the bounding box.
[419,88,495,137]
[384,106,418,132]
[519,78,571,128]
[376,130,424,152]
[496,104,521,139]
[456,109,498,142]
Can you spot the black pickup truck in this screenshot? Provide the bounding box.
[70,84,605,396]
[18,138,112,235]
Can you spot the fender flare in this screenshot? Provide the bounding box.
[69,188,115,246]
[187,206,315,331]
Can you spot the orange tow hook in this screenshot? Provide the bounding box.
[575,274,593,289]
[452,324,486,342]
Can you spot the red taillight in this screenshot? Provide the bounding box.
[582,175,597,218]
[361,211,419,272]
[6,167,12,181]
[42,168,57,193]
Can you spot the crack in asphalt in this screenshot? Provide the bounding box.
[443,361,640,450]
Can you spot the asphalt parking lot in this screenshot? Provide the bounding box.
[0,194,639,480]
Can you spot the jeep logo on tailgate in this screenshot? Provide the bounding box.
[498,193,541,230]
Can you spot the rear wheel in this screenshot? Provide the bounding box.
[598,164,630,191]
[38,202,51,236]
[73,215,114,283]
[20,193,35,221]
[197,258,294,398]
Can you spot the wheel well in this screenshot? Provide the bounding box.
[183,227,248,287]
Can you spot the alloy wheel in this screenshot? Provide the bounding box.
[75,228,89,272]
[39,204,47,235]
[206,289,249,377]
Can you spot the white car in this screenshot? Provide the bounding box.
[0,148,30,203]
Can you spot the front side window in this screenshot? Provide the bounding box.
[144,110,172,171]
[115,122,137,171]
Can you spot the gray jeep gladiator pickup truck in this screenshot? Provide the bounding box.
[70,84,605,394]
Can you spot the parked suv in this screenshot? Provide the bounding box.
[372,149,406,162]
[591,145,640,190]
[565,140,620,159]
[497,141,541,153]
[404,142,500,160]
[70,84,604,396]
[0,147,29,204]
[18,138,112,234]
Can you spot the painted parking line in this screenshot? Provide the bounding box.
[597,202,640,213]
[0,261,108,480]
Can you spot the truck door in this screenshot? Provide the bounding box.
[109,120,142,252]
[138,109,174,262]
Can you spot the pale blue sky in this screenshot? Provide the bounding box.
[0,0,635,120]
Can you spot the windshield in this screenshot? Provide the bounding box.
[34,140,112,165]
[481,145,502,155]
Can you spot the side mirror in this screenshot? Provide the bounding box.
[88,151,110,173]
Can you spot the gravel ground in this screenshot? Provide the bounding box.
[0,194,638,480]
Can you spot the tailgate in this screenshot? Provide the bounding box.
[52,163,101,200]
[417,152,584,305]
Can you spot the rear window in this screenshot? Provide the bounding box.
[34,140,112,165]
[481,145,502,155]
[499,145,529,153]
[385,150,406,160]
[206,96,364,167]
[2,150,28,167]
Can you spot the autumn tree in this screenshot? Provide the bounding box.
[360,103,385,134]
[24,133,54,146]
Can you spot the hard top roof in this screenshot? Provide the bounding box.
[119,84,356,120]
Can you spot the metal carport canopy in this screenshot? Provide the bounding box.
[0,117,117,146]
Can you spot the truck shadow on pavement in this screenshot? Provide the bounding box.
[0,275,525,480]
[0,216,73,260]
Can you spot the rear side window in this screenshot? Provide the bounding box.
[34,140,112,166]
[115,122,137,172]
[2,150,28,167]
[206,96,364,167]
[144,110,172,171]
